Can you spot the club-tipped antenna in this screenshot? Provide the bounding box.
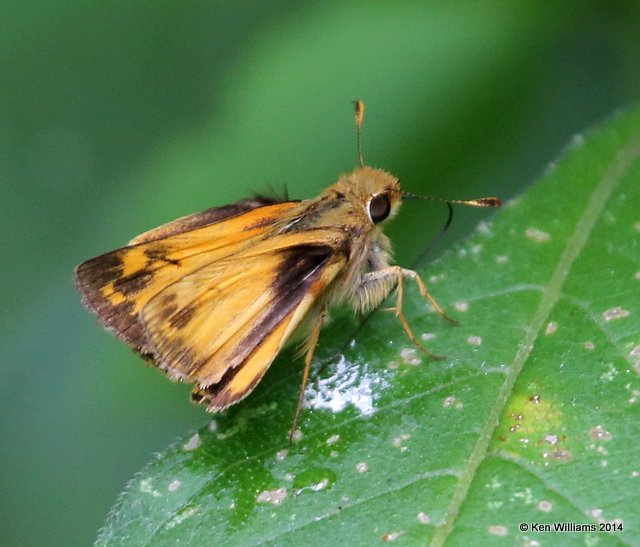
[404,193,501,268]
[354,99,365,167]
[402,192,502,208]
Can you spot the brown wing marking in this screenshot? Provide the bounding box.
[187,249,347,410]
[129,197,290,245]
[139,243,346,385]
[74,201,302,349]
[139,251,287,382]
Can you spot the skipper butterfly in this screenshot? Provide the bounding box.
[75,101,500,439]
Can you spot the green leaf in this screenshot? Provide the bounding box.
[97,106,640,546]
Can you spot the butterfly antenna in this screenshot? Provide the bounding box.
[402,194,501,267]
[354,99,365,167]
[402,193,502,208]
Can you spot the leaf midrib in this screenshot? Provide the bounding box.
[430,130,640,546]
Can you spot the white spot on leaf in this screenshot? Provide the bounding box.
[603,307,630,321]
[326,434,340,446]
[589,425,613,441]
[525,227,551,243]
[538,500,553,512]
[488,525,508,536]
[295,479,329,496]
[393,433,410,449]
[257,487,287,506]
[305,355,389,416]
[400,347,421,365]
[381,530,405,542]
[467,335,482,346]
[443,396,464,409]
[183,433,201,451]
[588,508,603,520]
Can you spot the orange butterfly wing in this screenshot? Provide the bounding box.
[75,200,349,408]
[142,244,346,408]
[75,200,301,348]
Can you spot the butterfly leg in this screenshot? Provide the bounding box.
[289,307,327,443]
[355,266,455,360]
[400,268,458,326]
[390,267,446,360]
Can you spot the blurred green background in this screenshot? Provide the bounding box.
[2,2,639,545]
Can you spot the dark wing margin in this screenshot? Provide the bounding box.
[188,244,342,410]
[74,248,147,347]
[227,245,335,370]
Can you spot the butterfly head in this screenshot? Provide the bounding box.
[345,165,402,225]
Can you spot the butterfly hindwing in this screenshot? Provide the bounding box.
[140,242,347,407]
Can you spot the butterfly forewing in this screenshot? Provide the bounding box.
[74,201,303,348]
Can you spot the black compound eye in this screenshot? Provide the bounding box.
[368,194,391,223]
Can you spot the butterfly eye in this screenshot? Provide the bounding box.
[368,194,391,223]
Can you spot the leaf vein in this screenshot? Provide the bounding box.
[430,129,640,546]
